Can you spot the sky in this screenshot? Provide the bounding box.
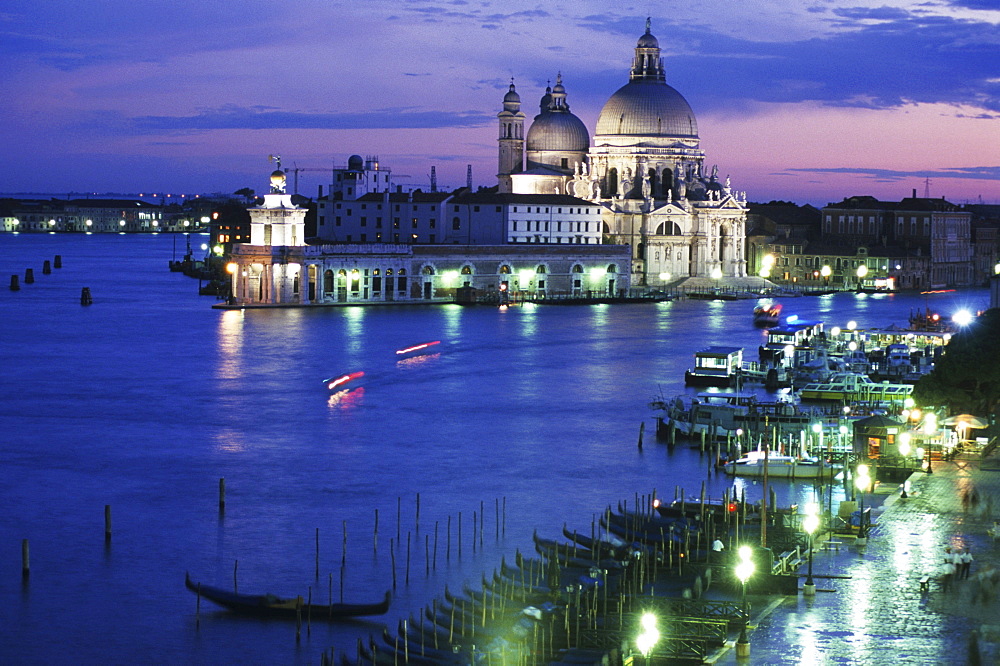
[1,0,999,207]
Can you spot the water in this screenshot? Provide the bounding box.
[0,233,990,663]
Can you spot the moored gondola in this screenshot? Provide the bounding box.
[184,572,390,619]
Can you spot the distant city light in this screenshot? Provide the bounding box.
[711,267,723,279]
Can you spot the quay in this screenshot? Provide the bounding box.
[343,445,1000,665]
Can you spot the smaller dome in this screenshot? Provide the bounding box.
[270,170,286,185]
[637,31,659,48]
[526,112,590,153]
[503,83,520,104]
[347,155,364,170]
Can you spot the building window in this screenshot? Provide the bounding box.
[452,217,460,230]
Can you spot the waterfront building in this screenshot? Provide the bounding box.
[225,170,630,306]
[498,20,751,288]
[822,194,974,289]
[1,198,163,232]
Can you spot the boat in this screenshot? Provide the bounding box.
[684,346,743,387]
[395,340,441,357]
[722,452,842,479]
[683,346,791,389]
[753,303,782,327]
[797,371,913,403]
[324,371,364,391]
[184,573,390,619]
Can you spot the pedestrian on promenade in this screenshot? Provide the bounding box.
[941,560,956,593]
[944,546,953,564]
[961,549,974,579]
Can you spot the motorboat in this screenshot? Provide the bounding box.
[722,452,841,479]
[753,303,782,327]
[797,371,913,403]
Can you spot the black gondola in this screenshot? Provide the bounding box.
[185,572,390,619]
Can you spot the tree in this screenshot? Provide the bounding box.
[233,187,255,201]
[912,308,1000,417]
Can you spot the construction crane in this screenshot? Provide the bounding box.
[284,163,335,195]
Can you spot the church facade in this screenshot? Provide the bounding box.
[498,20,750,288]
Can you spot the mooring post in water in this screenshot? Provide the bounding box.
[54,255,62,269]
[42,260,51,275]
[480,500,485,546]
[307,587,312,636]
[328,573,333,618]
[389,539,397,589]
[104,504,112,544]
[406,532,411,585]
[24,268,34,284]
[233,559,238,594]
[21,539,29,579]
[10,275,20,291]
[80,287,92,305]
[218,478,225,513]
[415,493,420,533]
[638,421,644,449]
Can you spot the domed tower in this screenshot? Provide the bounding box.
[525,74,590,176]
[591,18,703,200]
[497,81,525,179]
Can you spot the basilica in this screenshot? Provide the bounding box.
[498,19,750,288]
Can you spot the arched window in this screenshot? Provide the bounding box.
[460,265,472,274]
[452,217,461,230]
[422,265,435,275]
[648,169,657,197]
[606,168,618,197]
[607,264,617,273]
[661,168,673,196]
[572,264,583,273]
[536,265,546,274]
[655,221,682,235]
[499,264,511,274]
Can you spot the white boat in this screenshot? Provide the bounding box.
[798,371,913,402]
[722,453,842,479]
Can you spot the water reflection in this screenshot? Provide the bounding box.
[328,387,365,410]
[212,427,248,453]
[216,309,246,379]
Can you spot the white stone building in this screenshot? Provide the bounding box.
[498,20,751,288]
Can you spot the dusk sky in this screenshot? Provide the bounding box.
[2,0,998,206]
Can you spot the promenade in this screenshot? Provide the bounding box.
[713,450,1000,664]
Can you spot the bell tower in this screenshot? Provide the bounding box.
[497,81,525,181]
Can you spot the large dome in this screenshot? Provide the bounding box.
[595,81,698,139]
[526,111,590,153]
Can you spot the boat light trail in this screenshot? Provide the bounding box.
[395,341,441,355]
[324,371,364,390]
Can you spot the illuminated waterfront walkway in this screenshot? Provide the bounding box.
[713,449,1000,665]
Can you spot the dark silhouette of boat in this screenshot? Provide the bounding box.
[185,572,390,619]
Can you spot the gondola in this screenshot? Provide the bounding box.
[185,572,390,619]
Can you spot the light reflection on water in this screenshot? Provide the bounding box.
[0,233,991,664]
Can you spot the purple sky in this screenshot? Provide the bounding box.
[2,0,998,206]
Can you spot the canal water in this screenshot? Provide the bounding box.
[0,233,990,664]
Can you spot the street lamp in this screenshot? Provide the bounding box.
[735,546,754,657]
[635,612,660,662]
[855,464,871,543]
[803,503,819,596]
[923,412,937,474]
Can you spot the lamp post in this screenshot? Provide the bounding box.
[923,412,937,474]
[635,612,660,664]
[803,503,819,596]
[735,545,754,657]
[855,464,871,545]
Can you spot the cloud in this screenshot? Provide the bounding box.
[127,105,491,133]
[783,165,1000,182]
